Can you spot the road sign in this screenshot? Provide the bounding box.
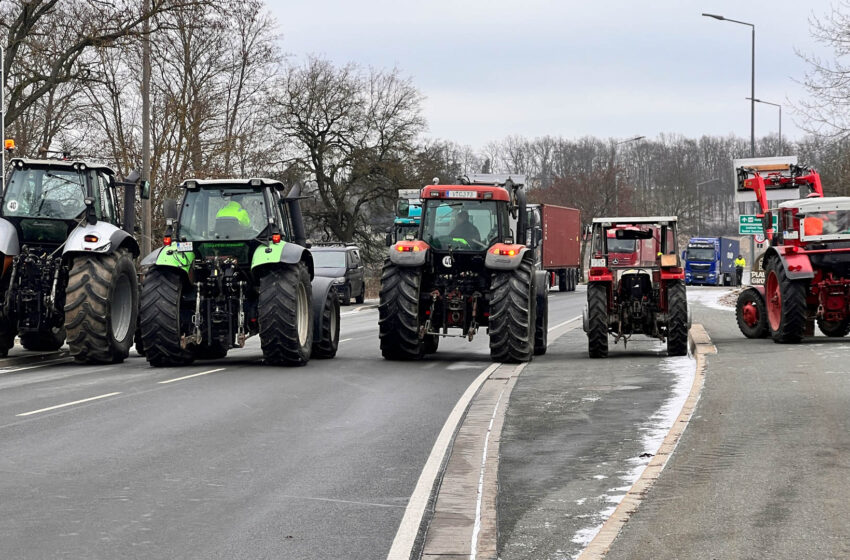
[739,214,777,235]
[754,233,765,243]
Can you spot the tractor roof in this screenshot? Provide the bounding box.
[593,216,678,225]
[422,184,511,202]
[179,178,284,190]
[778,196,850,212]
[10,157,116,175]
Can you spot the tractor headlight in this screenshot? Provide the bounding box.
[333,277,346,284]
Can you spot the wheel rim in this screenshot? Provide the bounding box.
[766,270,781,332]
[296,282,309,346]
[742,301,759,327]
[111,273,133,341]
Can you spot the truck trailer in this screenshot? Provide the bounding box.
[527,203,582,291]
[684,237,740,286]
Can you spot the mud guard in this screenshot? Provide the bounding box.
[485,245,530,271]
[766,247,815,281]
[0,218,19,256]
[311,275,337,340]
[252,242,314,279]
[64,222,140,258]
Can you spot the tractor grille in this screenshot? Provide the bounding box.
[689,263,711,271]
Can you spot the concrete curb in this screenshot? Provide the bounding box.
[577,324,716,559]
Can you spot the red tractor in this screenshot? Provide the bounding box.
[583,217,689,358]
[734,164,850,342]
[378,175,549,363]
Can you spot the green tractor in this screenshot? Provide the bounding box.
[138,179,339,366]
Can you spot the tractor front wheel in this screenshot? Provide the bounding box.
[816,317,850,337]
[587,283,609,358]
[65,250,138,364]
[312,290,340,359]
[666,281,688,356]
[765,259,807,343]
[140,268,194,367]
[379,261,424,360]
[489,256,535,363]
[259,263,313,366]
[736,287,769,338]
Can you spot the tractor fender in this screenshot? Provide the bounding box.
[64,222,140,258]
[251,241,314,279]
[140,248,163,267]
[485,245,530,271]
[0,218,20,256]
[310,275,337,341]
[388,240,429,267]
[765,247,814,280]
[150,246,195,278]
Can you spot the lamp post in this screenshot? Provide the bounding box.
[612,136,645,214]
[702,13,755,158]
[695,178,720,237]
[747,97,781,155]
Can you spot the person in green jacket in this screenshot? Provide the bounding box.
[734,254,746,286]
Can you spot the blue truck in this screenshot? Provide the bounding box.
[684,237,740,286]
[386,189,422,245]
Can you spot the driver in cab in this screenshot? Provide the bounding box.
[449,210,480,244]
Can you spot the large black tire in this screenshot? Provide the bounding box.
[20,327,65,351]
[765,258,807,343]
[534,284,548,355]
[140,268,194,367]
[133,314,145,356]
[816,317,850,337]
[65,250,138,364]
[259,263,313,366]
[424,334,439,354]
[587,283,609,358]
[0,326,14,358]
[736,288,769,339]
[666,281,688,356]
[312,290,340,359]
[489,256,535,363]
[379,261,424,360]
[558,270,567,292]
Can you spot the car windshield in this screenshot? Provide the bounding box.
[3,167,87,220]
[421,199,505,251]
[801,210,850,238]
[687,248,716,261]
[313,251,346,268]
[607,238,637,253]
[178,186,268,241]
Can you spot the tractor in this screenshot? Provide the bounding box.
[378,174,549,363]
[583,216,689,358]
[0,156,149,362]
[138,179,339,366]
[734,163,850,342]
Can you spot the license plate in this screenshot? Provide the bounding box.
[446,190,477,199]
[176,241,193,252]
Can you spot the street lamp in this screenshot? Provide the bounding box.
[747,97,781,155]
[702,13,755,158]
[695,178,720,237]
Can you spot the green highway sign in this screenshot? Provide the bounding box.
[739,214,777,235]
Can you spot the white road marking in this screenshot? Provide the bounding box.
[386,362,501,560]
[548,314,582,333]
[277,494,405,509]
[158,368,225,384]
[0,357,73,374]
[339,338,352,343]
[16,392,122,417]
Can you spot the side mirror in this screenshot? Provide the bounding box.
[139,180,151,200]
[162,198,178,220]
[84,197,97,225]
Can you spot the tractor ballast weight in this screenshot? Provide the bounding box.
[379,174,547,363]
[733,163,850,342]
[138,178,338,367]
[0,157,149,361]
[582,216,689,358]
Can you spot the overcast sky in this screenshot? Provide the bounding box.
[267,0,835,148]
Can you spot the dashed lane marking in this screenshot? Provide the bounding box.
[16,392,122,417]
[158,368,226,385]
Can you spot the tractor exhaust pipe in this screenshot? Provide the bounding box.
[286,182,308,247]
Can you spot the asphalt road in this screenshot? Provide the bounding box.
[0,289,585,560]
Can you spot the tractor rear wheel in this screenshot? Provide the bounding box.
[424,334,440,354]
[259,263,313,366]
[587,283,609,358]
[765,258,807,343]
[736,288,769,338]
[65,250,138,364]
[140,268,194,367]
[666,281,689,356]
[312,290,340,359]
[0,324,14,357]
[379,261,424,360]
[534,281,549,355]
[489,256,535,363]
[816,317,850,337]
[20,327,65,351]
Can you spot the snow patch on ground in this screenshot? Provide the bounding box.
[686,287,735,310]
[569,345,696,556]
